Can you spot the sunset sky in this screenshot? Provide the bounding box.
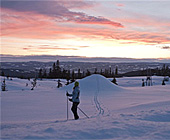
[1,0,170,59]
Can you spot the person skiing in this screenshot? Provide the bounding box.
[66,81,80,120]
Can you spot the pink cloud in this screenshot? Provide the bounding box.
[38,47,77,50]
[116,3,125,7]
[1,8,170,45]
[57,0,97,9]
[1,8,123,39]
[23,48,31,50]
[72,15,123,27]
[22,45,78,51]
[114,16,170,32]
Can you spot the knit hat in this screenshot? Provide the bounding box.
[74,81,79,87]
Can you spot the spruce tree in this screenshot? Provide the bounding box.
[71,70,75,83]
[78,69,81,79]
[43,69,47,78]
[56,60,61,78]
[104,69,109,77]
[115,66,118,76]
[38,69,42,79]
[1,71,5,76]
[94,68,97,74]
[100,69,103,75]
[66,70,71,81]
[86,69,91,76]
[48,68,52,78]
[52,63,56,78]
[62,69,66,79]
[109,67,112,77]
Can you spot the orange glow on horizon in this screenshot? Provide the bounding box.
[1,1,170,59]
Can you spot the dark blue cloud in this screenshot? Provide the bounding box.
[1,1,69,16]
[1,54,170,63]
[1,1,123,27]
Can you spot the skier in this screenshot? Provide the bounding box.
[66,81,80,120]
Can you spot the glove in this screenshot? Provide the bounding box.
[69,98,72,102]
[66,92,69,96]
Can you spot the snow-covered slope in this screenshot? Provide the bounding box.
[63,74,124,95]
[1,75,170,140]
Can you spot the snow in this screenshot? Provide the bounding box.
[63,74,124,95]
[110,76,170,87]
[1,74,170,140]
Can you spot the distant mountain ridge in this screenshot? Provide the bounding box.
[1,54,170,63]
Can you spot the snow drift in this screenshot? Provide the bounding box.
[62,74,124,96]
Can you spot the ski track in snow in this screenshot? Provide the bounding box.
[93,76,108,117]
[94,94,104,116]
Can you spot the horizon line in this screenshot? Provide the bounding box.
[1,54,170,63]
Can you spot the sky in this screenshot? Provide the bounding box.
[1,0,170,59]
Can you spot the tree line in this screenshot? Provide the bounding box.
[38,60,119,81]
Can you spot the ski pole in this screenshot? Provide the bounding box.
[77,107,89,119]
[66,91,68,121]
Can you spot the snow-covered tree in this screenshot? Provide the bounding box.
[31,78,37,90]
[112,77,118,85]
[57,79,62,88]
[1,78,6,91]
[66,79,70,85]
[162,80,166,85]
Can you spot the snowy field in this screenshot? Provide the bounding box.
[1,74,170,140]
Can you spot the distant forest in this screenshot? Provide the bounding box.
[1,60,170,80]
[38,60,170,79]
